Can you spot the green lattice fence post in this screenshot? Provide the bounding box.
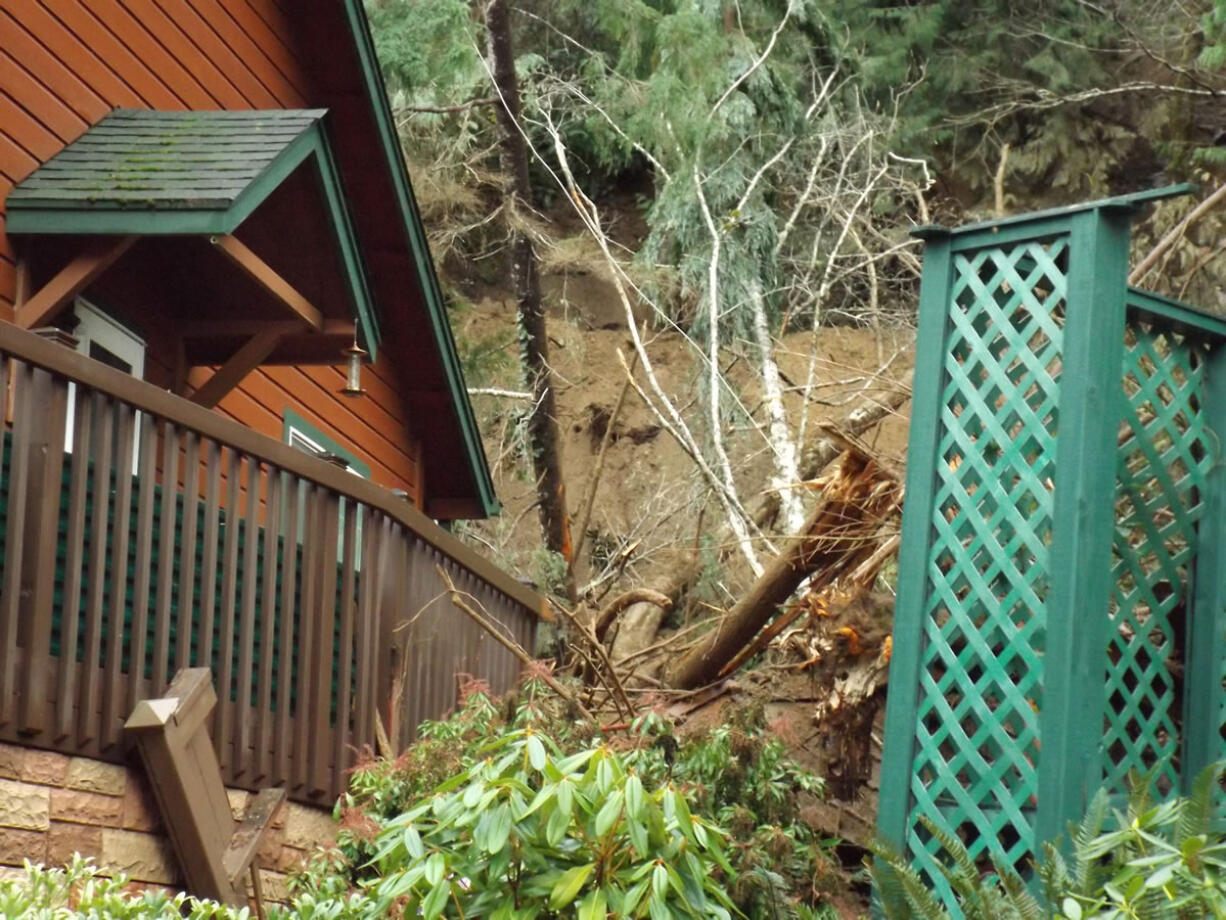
[1032,206,1132,847]
[877,229,953,853]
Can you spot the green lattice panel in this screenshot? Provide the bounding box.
[1106,323,1210,797]
[907,236,1068,888]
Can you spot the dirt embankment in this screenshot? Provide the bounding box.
[457,277,914,602]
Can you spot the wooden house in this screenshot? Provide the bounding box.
[0,0,543,834]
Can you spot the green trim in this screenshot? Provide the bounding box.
[341,0,499,517]
[946,215,1083,253]
[282,408,371,478]
[1127,286,1226,341]
[7,209,241,235]
[308,121,381,354]
[911,183,1195,240]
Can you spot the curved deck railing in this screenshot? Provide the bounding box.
[0,321,542,803]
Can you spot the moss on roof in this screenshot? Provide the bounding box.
[8,109,326,212]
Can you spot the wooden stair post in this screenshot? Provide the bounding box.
[125,668,286,906]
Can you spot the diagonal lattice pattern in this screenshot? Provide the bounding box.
[1106,324,1210,797]
[907,237,1068,889]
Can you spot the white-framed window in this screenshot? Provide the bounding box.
[74,299,145,377]
[283,409,369,567]
[65,298,145,470]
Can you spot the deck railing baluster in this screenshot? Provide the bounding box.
[216,448,242,779]
[274,470,300,789]
[79,392,115,748]
[175,431,201,675]
[256,465,283,783]
[234,454,261,780]
[0,362,35,728]
[127,413,158,714]
[17,366,69,735]
[153,420,181,693]
[100,403,135,750]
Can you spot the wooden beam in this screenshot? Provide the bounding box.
[14,258,30,312]
[183,318,354,340]
[210,234,323,330]
[14,236,137,329]
[188,327,284,409]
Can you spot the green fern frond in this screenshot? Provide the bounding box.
[1075,789,1109,851]
[1177,761,1224,843]
[866,839,919,920]
[915,815,988,914]
[898,860,953,920]
[1038,840,1070,905]
[997,866,1043,920]
[1072,789,1111,895]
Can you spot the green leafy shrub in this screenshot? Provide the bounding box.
[325,678,838,918]
[366,727,737,919]
[0,855,248,919]
[643,713,836,913]
[1043,763,1226,919]
[869,763,1226,919]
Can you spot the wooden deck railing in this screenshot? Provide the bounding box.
[0,321,543,803]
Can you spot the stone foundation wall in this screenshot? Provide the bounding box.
[0,742,337,906]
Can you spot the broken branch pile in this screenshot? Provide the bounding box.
[668,447,903,689]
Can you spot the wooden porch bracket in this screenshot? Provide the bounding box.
[14,236,137,329]
[210,235,323,331]
[125,668,286,906]
[188,326,288,408]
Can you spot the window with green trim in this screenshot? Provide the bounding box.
[282,408,369,566]
[282,408,371,479]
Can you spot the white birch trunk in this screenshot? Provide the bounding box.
[749,281,805,533]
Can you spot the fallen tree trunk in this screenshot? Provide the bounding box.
[667,449,901,689]
[608,371,912,661]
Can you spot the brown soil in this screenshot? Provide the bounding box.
[458,285,914,602]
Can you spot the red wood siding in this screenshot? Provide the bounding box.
[0,0,425,504]
[189,361,423,495]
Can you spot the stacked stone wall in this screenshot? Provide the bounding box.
[0,742,336,906]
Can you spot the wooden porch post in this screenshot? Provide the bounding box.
[126,668,285,906]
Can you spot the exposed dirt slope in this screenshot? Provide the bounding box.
[457,284,914,604]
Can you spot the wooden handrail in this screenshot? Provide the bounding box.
[0,320,546,620]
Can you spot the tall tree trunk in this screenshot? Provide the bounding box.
[486,0,573,597]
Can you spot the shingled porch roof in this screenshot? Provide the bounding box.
[6,108,379,360]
